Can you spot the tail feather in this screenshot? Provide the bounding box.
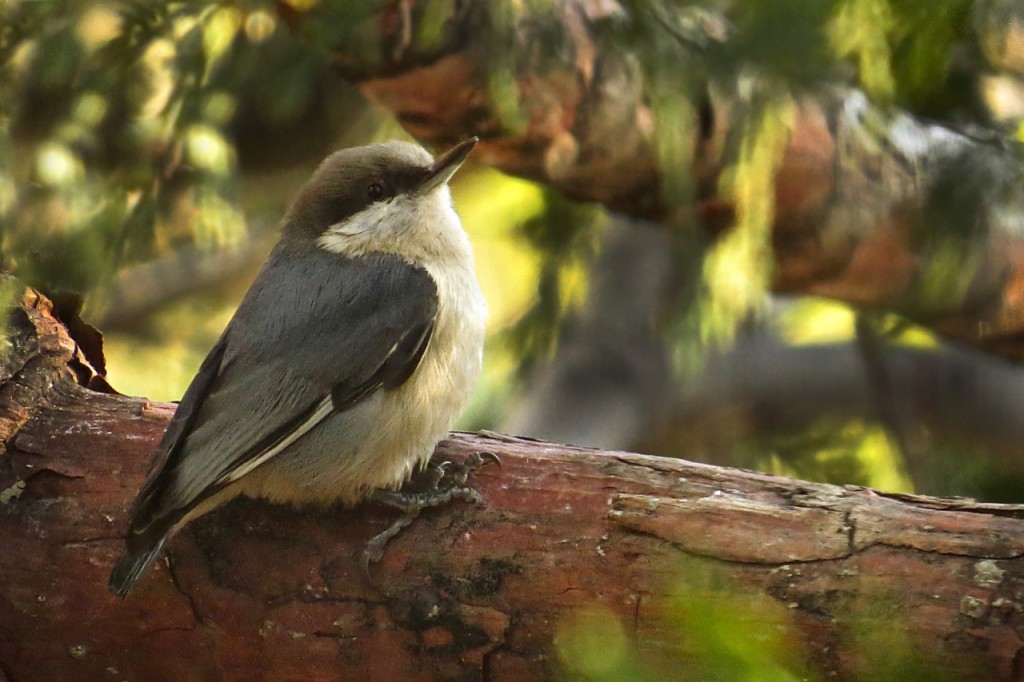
[108,538,166,598]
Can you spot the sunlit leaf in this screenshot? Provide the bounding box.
[698,93,795,348]
[243,10,276,44]
[35,142,84,187]
[776,298,856,345]
[184,124,234,175]
[830,0,895,102]
[202,6,242,84]
[486,1,528,133]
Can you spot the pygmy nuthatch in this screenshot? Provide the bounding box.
[109,138,487,596]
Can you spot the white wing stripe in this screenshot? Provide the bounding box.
[216,395,334,485]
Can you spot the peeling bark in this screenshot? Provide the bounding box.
[4,287,1024,680]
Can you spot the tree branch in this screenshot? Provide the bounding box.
[4,288,1024,679]
[287,1,1024,361]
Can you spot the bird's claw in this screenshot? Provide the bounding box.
[361,453,494,582]
[471,450,502,469]
[361,510,419,581]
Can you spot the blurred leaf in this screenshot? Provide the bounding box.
[556,561,813,681]
[757,418,914,493]
[776,298,857,345]
[201,5,241,84]
[555,607,637,681]
[663,574,809,682]
[717,0,840,87]
[695,94,795,349]
[830,0,896,102]
[300,3,387,65]
[453,168,547,330]
[887,0,974,116]
[486,1,529,133]
[501,189,601,377]
[0,0,264,298]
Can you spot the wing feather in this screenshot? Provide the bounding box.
[128,245,438,536]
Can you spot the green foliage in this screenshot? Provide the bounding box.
[831,0,897,101]
[556,555,964,681]
[0,0,333,299]
[720,0,977,115]
[296,2,388,67]
[484,1,530,133]
[556,606,659,682]
[614,1,706,219]
[660,579,810,682]
[829,0,976,112]
[696,95,795,350]
[886,0,975,116]
[759,418,914,493]
[903,148,1024,317]
[556,560,813,681]
[500,189,602,377]
[2,2,226,292]
[296,0,482,79]
[719,0,841,87]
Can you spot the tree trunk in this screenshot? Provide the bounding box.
[501,216,676,452]
[5,296,1024,680]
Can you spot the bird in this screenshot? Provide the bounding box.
[109,137,487,597]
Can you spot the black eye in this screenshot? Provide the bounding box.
[367,182,385,201]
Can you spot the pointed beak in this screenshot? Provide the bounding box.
[417,137,478,194]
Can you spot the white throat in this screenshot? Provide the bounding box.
[318,186,461,263]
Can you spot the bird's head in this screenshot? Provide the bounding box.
[283,138,478,259]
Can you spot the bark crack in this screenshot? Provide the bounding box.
[142,625,196,636]
[59,535,123,547]
[844,509,856,555]
[481,646,495,682]
[609,455,688,475]
[631,591,644,634]
[166,553,204,627]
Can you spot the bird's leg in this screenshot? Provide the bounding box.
[362,451,499,577]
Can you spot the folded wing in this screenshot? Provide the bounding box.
[128,245,439,538]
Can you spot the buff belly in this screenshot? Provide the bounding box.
[233,311,484,507]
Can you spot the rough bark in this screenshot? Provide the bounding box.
[5,292,1024,680]
[283,1,1024,361]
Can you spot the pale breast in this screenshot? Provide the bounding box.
[240,194,487,507]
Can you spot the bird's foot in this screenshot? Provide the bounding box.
[361,451,499,579]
